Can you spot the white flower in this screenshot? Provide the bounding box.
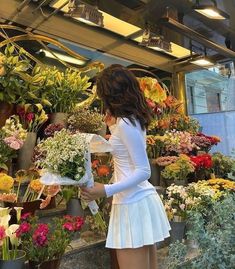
[6,224,20,246]
[14,207,23,222]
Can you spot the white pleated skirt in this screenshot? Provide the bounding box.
[106,193,171,249]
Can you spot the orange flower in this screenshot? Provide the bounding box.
[29,179,43,193]
[97,165,110,177]
[0,193,17,202]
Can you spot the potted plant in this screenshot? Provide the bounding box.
[0,207,26,269]
[17,214,84,269]
[162,184,189,243]
[190,153,213,181]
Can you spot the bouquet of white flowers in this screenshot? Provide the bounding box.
[35,129,112,230]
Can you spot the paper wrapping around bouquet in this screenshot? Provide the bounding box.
[40,133,112,186]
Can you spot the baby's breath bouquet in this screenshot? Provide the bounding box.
[35,129,107,231]
[35,129,87,181]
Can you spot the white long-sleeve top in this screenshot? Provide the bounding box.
[104,117,156,204]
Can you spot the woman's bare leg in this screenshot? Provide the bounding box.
[149,244,158,269]
[116,246,149,269]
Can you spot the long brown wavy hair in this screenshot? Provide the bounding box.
[96,64,152,130]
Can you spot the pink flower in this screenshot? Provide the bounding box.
[0,226,6,241]
[63,222,74,231]
[32,224,49,247]
[4,136,23,150]
[179,204,186,210]
[16,222,31,237]
[21,212,31,220]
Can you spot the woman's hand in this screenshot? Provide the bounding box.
[80,182,106,203]
[104,111,116,127]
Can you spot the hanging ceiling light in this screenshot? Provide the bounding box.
[140,27,172,53]
[192,0,229,20]
[66,0,104,27]
[39,49,88,66]
[190,55,215,67]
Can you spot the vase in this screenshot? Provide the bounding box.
[66,198,84,217]
[28,258,61,269]
[0,101,15,128]
[148,160,161,186]
[4,200,41,224]
[170,220,186,243]
[50,112,68,127]
[0,250,26,269]
[17,132,37,170]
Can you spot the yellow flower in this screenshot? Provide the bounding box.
[0,173,14,191]
[29,179,43,192]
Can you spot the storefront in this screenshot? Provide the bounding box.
[0,1,234,269]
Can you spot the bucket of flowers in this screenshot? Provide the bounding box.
[16,214,84,269]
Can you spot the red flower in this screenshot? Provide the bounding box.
[26,113,35,122]
[16,222,31,237]
[63,215,73,221]
[190,154,212,170]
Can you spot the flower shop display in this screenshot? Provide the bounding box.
[0,116,27,172]
[161,154,195,186]
[0,207,26,269]
[68,107,104,134]
[17,214,84,269]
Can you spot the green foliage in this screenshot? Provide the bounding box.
[167,193,235,269]
[212,152,234,178]
[34,66,91,113]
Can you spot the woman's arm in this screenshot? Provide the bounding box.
[104,119,151,197]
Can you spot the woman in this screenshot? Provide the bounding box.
[81,64,171,269]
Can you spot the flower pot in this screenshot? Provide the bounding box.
[66,198,84,217]
[50,112,68,127]
[0,101,15,128]
[17,132,37,170]
[0,250,26,269]
[148,160,161,186]
[28,258,61,269]
[170,220,186,243]
[4,200,41,224]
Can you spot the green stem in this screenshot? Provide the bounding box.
[16,180,21,202]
